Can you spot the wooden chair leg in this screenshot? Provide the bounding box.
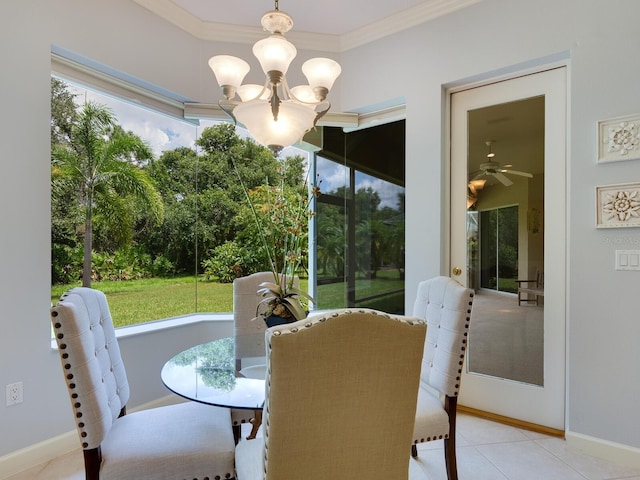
[233,424,241,445]
[83,447,101,480]
[444,395,459,480]
[444,436,458,480]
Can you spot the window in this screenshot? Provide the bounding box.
[475,205,519,293]
[51,74,313,327]
[312,122,406,313]
[51,55,406,326]
[51,76,217,324]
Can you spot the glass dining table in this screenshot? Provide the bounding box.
[160,333,267,440]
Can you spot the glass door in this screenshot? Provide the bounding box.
[451,68,567,429]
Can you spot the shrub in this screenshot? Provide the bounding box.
[201,241,261,283]
[151,255,175,277]
[51,244,83,284]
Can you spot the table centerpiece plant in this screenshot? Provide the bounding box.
[232,155,320,326]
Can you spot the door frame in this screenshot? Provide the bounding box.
[445,64,568,430]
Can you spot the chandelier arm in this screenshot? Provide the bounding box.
[242,79,273,103]
[218,99,239,124]
[313,101,331,127]
[280,75,292,101]
[259,78,272,101]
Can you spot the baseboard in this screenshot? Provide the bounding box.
[566,431,640,469]
[0,395,182,479]
[458,404,565,437]
[0,431,78,480]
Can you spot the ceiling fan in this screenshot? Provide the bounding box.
[470,141,533,187]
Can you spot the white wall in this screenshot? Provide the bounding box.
[1,0,639,463]
[340,0,640,449]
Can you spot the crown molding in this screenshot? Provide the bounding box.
[341,0,483,51]
[133,0,481,52]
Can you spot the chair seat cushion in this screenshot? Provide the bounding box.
[101,402,235,480]
[235,438,264,480]
[413,387,450,443]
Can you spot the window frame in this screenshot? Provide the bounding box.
[50,49,406,335]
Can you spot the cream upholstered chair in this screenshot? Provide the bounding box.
[234,309,427,480]
[233,272,278,372]
[50,287,236,480]
[411,276,475,480]
[231,272,298,442]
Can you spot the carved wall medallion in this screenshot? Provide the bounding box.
[596,183,640,228]
[597,114,640,163]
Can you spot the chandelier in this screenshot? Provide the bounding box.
[208,0,341,155]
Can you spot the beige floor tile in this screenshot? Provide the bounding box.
[457,414,530,445]
[536,437,640,480]
[413,444,510,480]
[6,415,638,480]
[477,440,586,480]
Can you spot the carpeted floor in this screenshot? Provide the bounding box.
[467,289,544,386]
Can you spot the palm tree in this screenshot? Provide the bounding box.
[52,101,163,287]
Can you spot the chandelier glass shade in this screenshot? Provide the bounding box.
[208,1,341,154]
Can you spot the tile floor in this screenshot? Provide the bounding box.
[7,413,640,480]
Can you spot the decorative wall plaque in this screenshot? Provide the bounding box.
[597,114,640,163]
[596,183,640,228]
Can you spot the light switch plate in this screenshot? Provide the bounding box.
[615,250,640,270]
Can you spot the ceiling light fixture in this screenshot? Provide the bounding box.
[486,140,496,158]
[208,0,341,155]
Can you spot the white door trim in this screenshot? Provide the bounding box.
[447,66,568,430]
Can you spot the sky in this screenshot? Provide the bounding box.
[61,78,403,210]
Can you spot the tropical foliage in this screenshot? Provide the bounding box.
[51,97,163,286]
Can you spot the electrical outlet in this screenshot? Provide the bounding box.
[6,382,23,406]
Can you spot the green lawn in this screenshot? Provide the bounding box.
[52,272,404,328]
[52,277,236,328]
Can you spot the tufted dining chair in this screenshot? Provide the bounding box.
[234,309,427,480]
[410,276,475,480]
[50,287,236,480]
[231,272,298,442]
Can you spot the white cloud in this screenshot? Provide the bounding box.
[66,82,200,156]
[356,174,403,210]
[317,157,403,210]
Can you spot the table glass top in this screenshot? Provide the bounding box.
[161,335,266,410]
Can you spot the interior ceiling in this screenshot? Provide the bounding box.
[468,96,545,184]
[135,0,539,176]
[172,0,428,35]
[134,0,483,48]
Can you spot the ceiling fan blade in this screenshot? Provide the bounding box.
[493,172,513,186]
[503,169,533,178]
[470,170,485,181]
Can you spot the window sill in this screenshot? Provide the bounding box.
[51,312,233,350]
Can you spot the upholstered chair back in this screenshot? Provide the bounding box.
[231,272,299,439]
[233,272,299,362]
[51,287,130,450]
[258,309,425,479]
[412,276,474,397]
